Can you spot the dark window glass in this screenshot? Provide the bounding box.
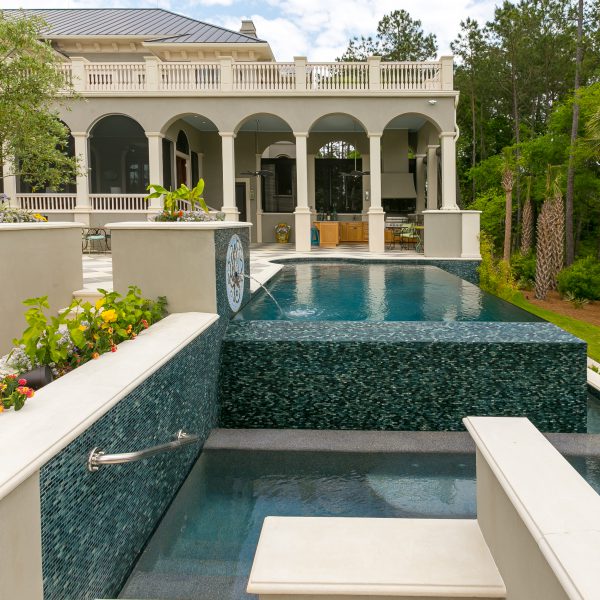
[191,151,199,187]
[315,158,363,214]
[176,130,189,154]
[162,138,173,190]
[260,158,296,213]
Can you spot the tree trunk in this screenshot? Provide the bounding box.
[471,80,477,202]
[504,187,513,262]
[565,0,584,266]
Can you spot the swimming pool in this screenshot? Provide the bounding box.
[235,263,539,322]
[120,443,600,600]
[120,449,477,600]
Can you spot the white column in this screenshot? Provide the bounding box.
[362,154,370,214]
[255,153,263,242]
[2,159,17,207]
[368,134,385,253]
[72,132,90,225]
[146,132,163,213]
[426,144,439,210]
[294,132,311,252]
[220,132,239,221]
[415,153,426,214]
[440,132,458,210]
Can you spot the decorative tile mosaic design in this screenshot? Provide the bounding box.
[39,322,222,600]
[219,321,587,433]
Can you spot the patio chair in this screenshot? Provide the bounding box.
[82,227,110,254]
[399,223,421,251]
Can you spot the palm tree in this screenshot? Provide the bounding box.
[501,149,514,262]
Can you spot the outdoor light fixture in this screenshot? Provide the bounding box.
[428,99,437,105]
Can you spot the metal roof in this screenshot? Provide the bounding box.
[2,8,266,44]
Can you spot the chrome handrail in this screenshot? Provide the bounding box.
[87,430,200,472]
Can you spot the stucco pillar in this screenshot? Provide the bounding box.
[2,159,17,207]
[146,132,163,213]
[426,145,439,210]
[440,132,458,210]
[72,132,90,225]
[368,134,385,253]
[255,153,263,242]
[415,153,426,214]
[294,132,311,252]
[362,154,370,214]
[220,132,239,221]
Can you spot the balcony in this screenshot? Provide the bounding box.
[59,56,454,95]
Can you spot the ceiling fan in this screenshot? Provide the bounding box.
[241,169,273,177]
[240,119,274,178]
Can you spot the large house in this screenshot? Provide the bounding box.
[1,8,478,255]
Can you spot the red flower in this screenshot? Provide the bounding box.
[141,319,149,329]
[6,374,16,379]
[18,378,27,385]
[178,210,183,217]
[111,345,117,353]
[26,388,34,399]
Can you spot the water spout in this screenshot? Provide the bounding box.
[243,273,286,317]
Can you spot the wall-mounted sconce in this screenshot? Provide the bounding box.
[428,99,437,105]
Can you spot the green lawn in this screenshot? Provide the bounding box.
[508,293,600,362]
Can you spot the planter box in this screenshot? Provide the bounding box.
[107,221,251,316]
[0,223,83,355]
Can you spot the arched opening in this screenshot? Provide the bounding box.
[17,121,76,193]
[315,141,363,215]
[382,113,443,216]
[89,115,149,194]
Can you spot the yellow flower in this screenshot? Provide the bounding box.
[101,309,117,323]
[78,324,88,331]
[34,214,47,222]
[95,298,106,310]
[0,405,4,413]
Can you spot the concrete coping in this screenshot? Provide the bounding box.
[106,221,252,230]
[422,210,482,214]
[464,416,600,599]
[0,312,218,502]
[0,222,85,231]
[247,517,506,597]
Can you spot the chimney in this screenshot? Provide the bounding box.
[239,20,257,38]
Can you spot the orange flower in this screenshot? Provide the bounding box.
[92,352,100,359]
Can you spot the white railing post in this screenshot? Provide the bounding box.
[69,57,88,92]
[368,56,381,91]
[440,56,454,90]
[294,57,307,91]
[72,132,90,224]
[144,56,160,92]
[220,57,233,91]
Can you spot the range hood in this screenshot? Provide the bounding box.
[381,173,416,198]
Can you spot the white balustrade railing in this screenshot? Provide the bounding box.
[85,63,146,91]
[17,194,76,212]
[307,62,369,91]
[58,63,73,87]
[233,62,296,91]
[59,58,450,93]
[159,63,220,91]
[90,194,148,212]
[380,62,441,91]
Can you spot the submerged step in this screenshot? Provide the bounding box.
[248,516,506,599]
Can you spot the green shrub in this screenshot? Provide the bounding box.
[557,257,600,301]
[478,232,518,300]
[511,252,536,290]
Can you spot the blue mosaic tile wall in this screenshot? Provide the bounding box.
[219,321,588,433]
[39,227,252,600]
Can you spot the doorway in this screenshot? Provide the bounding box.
[176,156,187,187]
[235,181,247,222]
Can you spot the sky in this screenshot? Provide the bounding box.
[3,0,500,61]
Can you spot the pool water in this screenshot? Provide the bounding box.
[121,445,600,600]
[235,263,539,322]
[119,450,477,600]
